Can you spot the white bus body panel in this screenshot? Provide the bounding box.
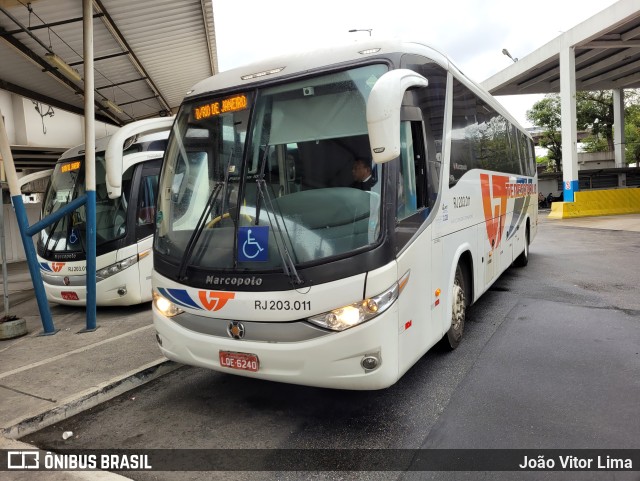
[37,239,153,306]
[152,267,407,390]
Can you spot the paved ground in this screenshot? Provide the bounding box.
[0,212,639,480]
[548,213,640,232]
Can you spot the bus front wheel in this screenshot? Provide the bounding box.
[446,264,466,350]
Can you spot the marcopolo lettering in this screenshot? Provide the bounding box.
[205,275,263,286]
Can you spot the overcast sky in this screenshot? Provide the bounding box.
[210,0,619,127]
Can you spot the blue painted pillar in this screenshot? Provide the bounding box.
[85,190,97,331]
[563,180,579,203]
[12,195,57,334]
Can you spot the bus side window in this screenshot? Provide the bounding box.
[397,120,427,220]
[396,120,429,251]
[399,56,446,204]
[136,173,159,240]
[137,174,158,226]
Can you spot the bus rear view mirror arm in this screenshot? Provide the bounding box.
[366,69,428,164]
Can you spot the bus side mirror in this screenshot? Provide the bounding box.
[366,69,428,164]
[105,117,175,199]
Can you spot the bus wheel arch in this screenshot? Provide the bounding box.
[445,251,472,350]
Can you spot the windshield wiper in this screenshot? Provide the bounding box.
[177,181,224,280]
[255,150,302,285]
[177,134,241,280]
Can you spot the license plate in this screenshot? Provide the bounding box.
[61,291,79,301]
[219,351,259,372]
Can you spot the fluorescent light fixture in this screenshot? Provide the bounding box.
[44,52,82,83]
[104,99,124,115]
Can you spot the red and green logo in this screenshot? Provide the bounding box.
[481,173,509,250]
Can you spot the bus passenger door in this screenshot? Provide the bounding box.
[395,114,441,374]
[133,161,161,301]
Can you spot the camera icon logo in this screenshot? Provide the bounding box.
[7,451,39,469]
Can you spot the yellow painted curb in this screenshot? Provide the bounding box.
[547,188,640,219]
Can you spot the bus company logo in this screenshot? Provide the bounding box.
[198,291,236,311]
[506,179,536,198]
[480,173,509,249]
[52,262,65,272]
[38,262,65,272]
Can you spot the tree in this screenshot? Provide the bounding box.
[576,90,614,151]
[625,103,640,165]
[526,95,562,171]
[527,89,640,165]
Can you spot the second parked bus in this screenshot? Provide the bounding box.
[38,118,173,306]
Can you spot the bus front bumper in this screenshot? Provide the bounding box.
[153,304,401,391]
[41,272,145,306]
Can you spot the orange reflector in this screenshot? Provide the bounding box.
[398,270,411,293]
[435,288,441,297]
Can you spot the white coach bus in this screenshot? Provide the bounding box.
[151,39,537,389]
[37,118,173,306]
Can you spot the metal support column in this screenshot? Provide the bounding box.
[0,110,56,334]
[613,89,626,188]
[560,44,579,202]
[83,0,98,331]
[1,182,9,317]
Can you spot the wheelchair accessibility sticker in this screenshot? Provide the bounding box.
[238,226,268,262]
[69,228,79,245]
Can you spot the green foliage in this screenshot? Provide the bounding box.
[581,134,609,153]
[576,91,614,150]
[527,89,640,165]
[626,103,640,164]
[526,95,562,171]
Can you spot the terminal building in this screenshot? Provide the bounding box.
[0,0,218,263]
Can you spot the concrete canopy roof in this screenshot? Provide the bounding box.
[482,0,640,95]
[0,0,218,126]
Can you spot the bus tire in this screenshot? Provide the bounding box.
[513,225,530,267]
[446,264,466,350]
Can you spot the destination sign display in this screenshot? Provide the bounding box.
[61,161,81,173]
[193,94,248,121]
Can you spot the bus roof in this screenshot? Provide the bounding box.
[186,38,451,98]
[184,38,529,136]
[58,118,172,162]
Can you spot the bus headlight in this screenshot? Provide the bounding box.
[307,282,399,331]
[152,290,183,318]
[96,254,139,281]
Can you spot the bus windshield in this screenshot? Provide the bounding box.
[40,154,133,254]
[155,63,387,275]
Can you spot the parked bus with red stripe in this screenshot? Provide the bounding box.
[151,39,537,389]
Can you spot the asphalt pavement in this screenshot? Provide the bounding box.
[0,212,639,480]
